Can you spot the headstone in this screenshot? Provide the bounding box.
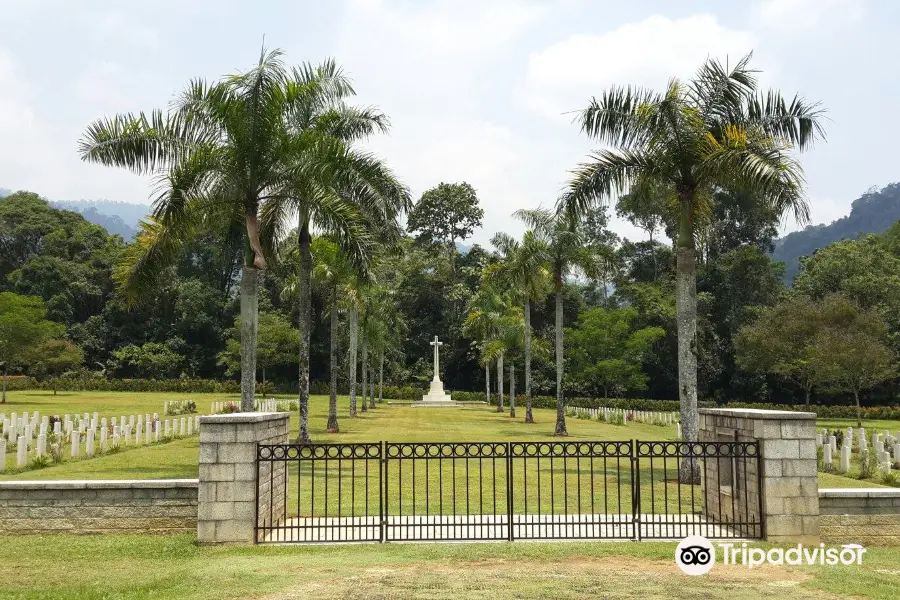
[124,425,131,446]
[70,431,80,458]
[676,423,682,440]
[36,434,46,458]
[154,420,160,442]
[823,442,833,468]
[828,435,837,457]
[16,435,26,467]
[53,421,61,435]
[136,423,142,446]
[187,416,193,435]
[840,445,851,473]
[164,420,170,438]
[859,431,868,453]
[100,426,108,452]
[85,430,95,457]
[180,417,186,437]
[815,432,823,447]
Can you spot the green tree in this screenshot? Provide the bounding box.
[0,292,64,402]
[407,182,484,258]
[567,307,664,398]
[514,208,597,436]
[616,180,671,281]
[310,238,353,432]
[735,294,823,405]
[109,340,184,379]
[491,231,551,422]
[263,59,409,442]
[809,296,896,426]
[561,53,824,476]
[79,47,317,411]
[27,339,84,395]
[219,311,298,391]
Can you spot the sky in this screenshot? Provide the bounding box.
[0,0,896,247]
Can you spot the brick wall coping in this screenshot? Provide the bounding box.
[819,488,900,499]
[699,407,817,420]
[0,479,198,490]
[199,411,290,424]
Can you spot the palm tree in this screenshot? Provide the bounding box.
[80,47,324,411]
[463,283,510,411]
[514,208,595,436]
[262,59,410,442]
[560,53,824,476]
[491,231,550,423]
[310,237,352,433]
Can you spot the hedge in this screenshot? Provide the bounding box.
[6,376,900,420]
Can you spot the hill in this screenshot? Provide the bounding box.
[772,182,900,283]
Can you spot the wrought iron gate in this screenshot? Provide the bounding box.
[255,440,762,544]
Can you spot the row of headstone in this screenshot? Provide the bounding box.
[210,398,291,414]
[0,412,201,471]
[569,406,679,428]
[817,425,899,476]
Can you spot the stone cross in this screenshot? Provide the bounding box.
[430,336,443,381]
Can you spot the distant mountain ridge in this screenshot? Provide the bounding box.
[772,182,900,284]
[49,200,150,240]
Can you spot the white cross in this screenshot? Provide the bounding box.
[430,336,443,381]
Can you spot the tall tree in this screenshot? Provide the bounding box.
[0,292,65,402]
[262,59,410,442]
[407,182,484,262]
[78,47,321,411]
[514,208,595,436]
[561,53,824,478]
[491,231,550,423]
[27,339,84,395]
[310,238,352,432]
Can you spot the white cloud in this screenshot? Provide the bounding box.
[523,14,757,119]
[81,10,159,48]
[340,0,548,56]
[752,0,866,33]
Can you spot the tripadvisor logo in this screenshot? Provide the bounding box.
[676,535,866,575]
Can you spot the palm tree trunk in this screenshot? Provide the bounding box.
[349,305,358,417]
[378,351,384,404]
[524,298,533,424]
[361,333,368,413]
[496,353,504,412]
[509,363,516,418]
[554,282,567,436]
[369,363,376,409]
[239,265,258,412]
[485,361,490,404]
[854,389,861,428]
[297,220,312,443]
[327,286,339,433]
[1,365,6,403]
[676,201,699,482]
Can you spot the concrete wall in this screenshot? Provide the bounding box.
[197,412,290,544]
[820,488,900,546]
[699,408,819,544]
[0,479,197,534]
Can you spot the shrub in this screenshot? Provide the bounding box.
[29,454,51,469]
[858,449,878,480]
[219,401,240,414]
[165,400,197,416]
[47,433,65,464]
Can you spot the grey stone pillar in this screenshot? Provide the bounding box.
[699,408,819,544]
[197,412,290,544]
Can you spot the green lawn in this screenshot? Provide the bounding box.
[1,533,898,600]
[1,390,897,496]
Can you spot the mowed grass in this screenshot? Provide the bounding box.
[1,391,897,495]
[1,533,899,600]
[0,390,680,480]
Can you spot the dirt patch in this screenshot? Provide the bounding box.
[257,555,839,600]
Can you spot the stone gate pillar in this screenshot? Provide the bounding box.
[197,412,290,544]
[699,407,819,545]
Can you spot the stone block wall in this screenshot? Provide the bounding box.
[699,408,819,544]
[197,412,290,544]
[0,480,197,534]
[820,488,900,546]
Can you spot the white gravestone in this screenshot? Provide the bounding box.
[86,430,95,457]
[840,445,851,473]
[419,336,453,403]
[16,435,26,467]
[70,431,80,458]
[0,439,5,472]
[823,442,833,468]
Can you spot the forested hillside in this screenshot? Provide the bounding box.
[772,183,900,283]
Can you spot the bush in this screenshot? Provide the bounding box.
[165,400,197,416]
